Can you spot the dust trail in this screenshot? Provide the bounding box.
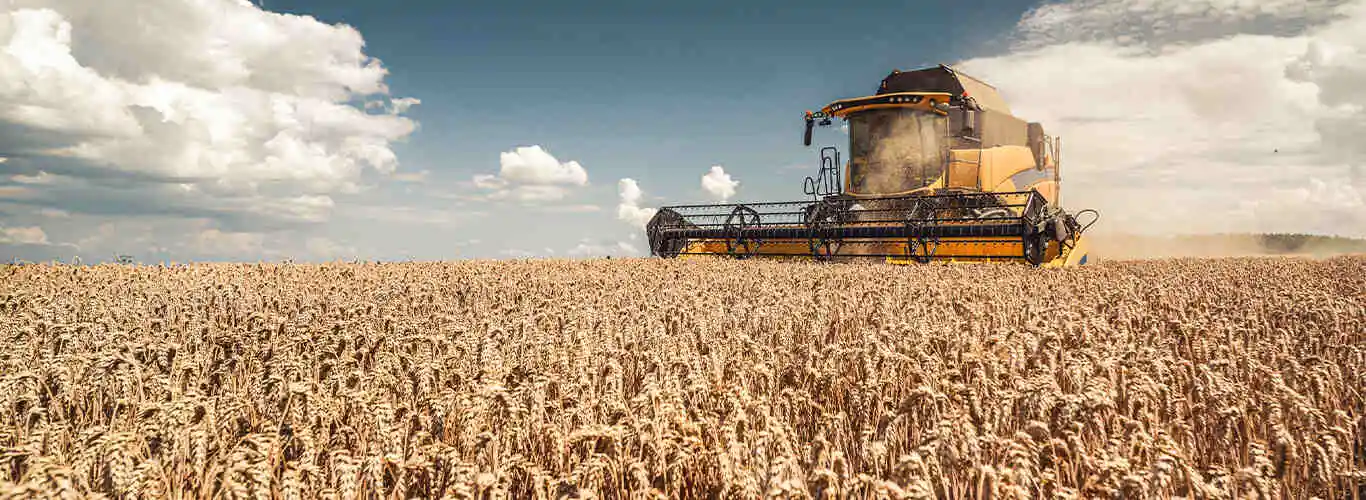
[1089,233,1366,260]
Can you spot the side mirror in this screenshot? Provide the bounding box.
[803,116,814,146]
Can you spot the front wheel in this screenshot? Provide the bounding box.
[1023,232,1046,266]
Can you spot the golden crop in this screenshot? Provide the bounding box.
[0,257,1363,499]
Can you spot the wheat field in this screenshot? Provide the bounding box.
[0,257,1363,499]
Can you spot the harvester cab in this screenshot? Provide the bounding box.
[647,64,1098,266]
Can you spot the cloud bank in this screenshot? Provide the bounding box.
[0,2,420,216]
[0,0,420,259]
[958,0,1366,237]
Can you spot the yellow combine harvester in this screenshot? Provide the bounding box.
[646,64,1098,266]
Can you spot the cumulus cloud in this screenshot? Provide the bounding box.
[0,0,418,229]
[0,225,49,245]
[956,0,1366,237]
[616,178,655,229]
[472,145,589,201]
[701,165,739,202]
[387,97,422,116]
[498,146,588,185]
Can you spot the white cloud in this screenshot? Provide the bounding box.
[501,185,568,202]
[472,174,507,190]
[388,97,421,115]
[0,1,418,227]
[616,178,655,229]
[10,171,55,184]
[0,225,49,245]
[471,145,589,202]
[701,165,738,202]
[1013,0,1350,49]
[364,97,420,116]
[250,194,335,224]
[499,146,588,185]
[955,0,1366,237]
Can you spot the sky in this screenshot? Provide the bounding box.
[0,0,1363,263]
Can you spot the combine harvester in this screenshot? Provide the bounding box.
[646,65,1098,266]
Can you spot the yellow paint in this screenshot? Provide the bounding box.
[679,234,1093,267]
[965,146,1049,204]
[677,236,1030,261]
[1042,235,1092,268]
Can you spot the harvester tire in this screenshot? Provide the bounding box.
[724,205,762,259]
[1023,233,1045,266]
[804,200,846,261]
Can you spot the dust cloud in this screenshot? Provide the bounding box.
[1088,233,1366,260]
[856,111,947,195]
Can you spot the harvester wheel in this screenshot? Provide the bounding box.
[902,201,939,264]
[1022,232,1046,266]
[804,200,845,261]
[908,238,938,264]
[724,205,762,259]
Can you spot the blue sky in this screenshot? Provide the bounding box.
[301,0,1041,259]
[0,0,1362,262]
[313,0,1036,175]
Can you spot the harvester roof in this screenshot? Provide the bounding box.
[877,64,1011,114]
